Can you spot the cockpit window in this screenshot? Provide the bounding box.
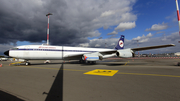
[11,48,19,50]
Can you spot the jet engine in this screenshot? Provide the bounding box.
[82,54,100,61]
[116,49,135,58]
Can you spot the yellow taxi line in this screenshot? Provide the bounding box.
[117,72,180,78]
[13,65,180,78]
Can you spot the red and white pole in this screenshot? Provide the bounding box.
[175,0,180,35]
[46,13,52,45]
[47,15,50,45]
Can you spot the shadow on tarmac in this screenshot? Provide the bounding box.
[0,90,24,101]
[45,63,64,101]
[66,61,144,66]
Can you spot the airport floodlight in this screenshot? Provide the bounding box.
[46,13,53,16]
[46,13,53,45]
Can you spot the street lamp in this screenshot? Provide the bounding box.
[46,13,53,45]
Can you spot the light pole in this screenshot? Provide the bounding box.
[46,13,52,45]
[137,40,139,57]
[133,40,139,57]
[44,13,52,64]
[105,43,107,48]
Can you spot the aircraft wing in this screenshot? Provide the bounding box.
[63,49,117,60]
[99,50,117,55]
[64,53,83,60]
[63,44,175,60]
[131,44,175,51]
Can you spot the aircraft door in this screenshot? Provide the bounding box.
[23,46,30,57]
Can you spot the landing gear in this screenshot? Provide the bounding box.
[92,61,96,64]
[177,62,180,66]
[86,61,96,64]
[44,60,50,64]
[79,60,86,64]
[79,60,96,64]
[90,61,96,64]
[25,62,30,66]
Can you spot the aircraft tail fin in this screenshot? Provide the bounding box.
[115,35,124,50]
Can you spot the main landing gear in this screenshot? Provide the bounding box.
[87,61,96,64]
[79,60,96,64]
[177,62,180,66]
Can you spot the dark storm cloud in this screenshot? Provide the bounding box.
[0,0,47,44]
[0,0,137,46]
[0,0,88,45]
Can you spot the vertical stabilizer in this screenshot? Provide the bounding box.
[115,35,125,50]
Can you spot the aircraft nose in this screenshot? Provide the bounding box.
[4,50,9,56]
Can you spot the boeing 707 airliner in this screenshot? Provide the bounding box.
[4,35,175,65]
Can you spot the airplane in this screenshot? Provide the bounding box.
[4,35,175,65]
[0,57,8,61]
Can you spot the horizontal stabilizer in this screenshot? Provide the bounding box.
[132,44,175,51]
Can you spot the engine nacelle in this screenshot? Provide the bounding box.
[116,49,134,58]
[82,54,100,61]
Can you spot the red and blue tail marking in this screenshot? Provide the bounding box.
[115,35,124,50]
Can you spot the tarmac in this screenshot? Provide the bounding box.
[0,58,180,101]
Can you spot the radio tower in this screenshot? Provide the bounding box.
[46,13,52,45]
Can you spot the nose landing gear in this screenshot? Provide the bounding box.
[25,62,31,66]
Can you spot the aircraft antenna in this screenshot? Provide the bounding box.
[46,13,53,45]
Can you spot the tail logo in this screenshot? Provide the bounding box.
[119,40,124,48]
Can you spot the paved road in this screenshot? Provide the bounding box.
[0,59,180,101]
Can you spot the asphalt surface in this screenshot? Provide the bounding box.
[0,58,180,101]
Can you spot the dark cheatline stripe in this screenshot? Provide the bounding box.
[11,48,97,52]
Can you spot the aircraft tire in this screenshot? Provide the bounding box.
[92,61,96,64]
[79,60,86,64]
[178,62,180,66]
[25,62,30,66]
[90,61,96,64]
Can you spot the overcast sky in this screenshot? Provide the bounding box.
[0,0,180,55]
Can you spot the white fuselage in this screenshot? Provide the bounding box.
[9,45,116,60]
